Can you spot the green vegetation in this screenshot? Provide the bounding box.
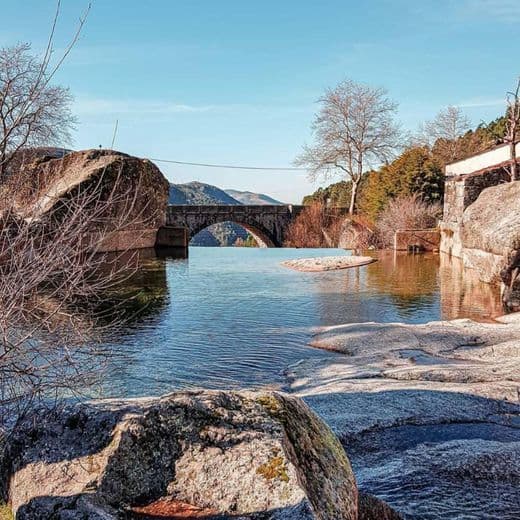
[303,180,356,208]
[303,146,443,221]
[234,233,258,247]
[256,453,290,483]
[256,394,282,415]
[303,115,508,221]
[244,234,257,247]
[296,113,509,249]
[359,146,443,220]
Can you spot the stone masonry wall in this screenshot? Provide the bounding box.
[440,168,510,257]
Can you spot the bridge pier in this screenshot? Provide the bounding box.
[155,225,189,257]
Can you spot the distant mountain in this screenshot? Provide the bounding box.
[168,181,246,246]
[224,189,283,205]
[169,181,241,206]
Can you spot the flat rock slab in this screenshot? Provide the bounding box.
[281,256,376,272]
[286,313,520,519]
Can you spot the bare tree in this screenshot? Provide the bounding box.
[419,106,471,164]
[504,78,520,181]
[0,1,161,441]
[295,80,401,215]
[0,1,89,178]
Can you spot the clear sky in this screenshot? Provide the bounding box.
[2,0,519,203]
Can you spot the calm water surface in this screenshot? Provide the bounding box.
[105,247,502,397]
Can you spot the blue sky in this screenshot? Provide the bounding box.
[2,0,520,203]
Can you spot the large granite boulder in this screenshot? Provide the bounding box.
[461,180,520,310]
[0,149,170,252]
[2,390,375,519]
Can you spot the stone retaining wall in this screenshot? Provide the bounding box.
[394,229,440,251]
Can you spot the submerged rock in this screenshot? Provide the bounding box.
[2,390,399,519]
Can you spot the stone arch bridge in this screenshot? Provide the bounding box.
[157,205,304,249]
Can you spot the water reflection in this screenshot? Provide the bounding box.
[93,248,170,328]
[365,251,438,311]
[96,248,502,396]
[438,253,504,321]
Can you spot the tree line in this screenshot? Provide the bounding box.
[303,111,508,220]
[297,79,519,222]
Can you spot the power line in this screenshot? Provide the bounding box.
[148,157,307,171]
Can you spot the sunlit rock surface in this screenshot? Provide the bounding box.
[2,390,387,519]
[287,313,520,519]
[460,181,520,311]
[281,256,376,272]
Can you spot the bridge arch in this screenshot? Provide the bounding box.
[189,220,277,247]
[165,204,303,249]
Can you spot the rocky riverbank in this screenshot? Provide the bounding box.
[2,313,518,519]
[286,313,520,519]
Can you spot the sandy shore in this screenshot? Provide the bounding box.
[286,313,520,519]
[281,255,377,272]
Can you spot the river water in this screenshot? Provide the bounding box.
[97,247,514,520]
[104,247,502,397]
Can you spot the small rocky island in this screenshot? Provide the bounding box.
[282,256,376,272]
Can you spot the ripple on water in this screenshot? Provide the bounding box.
[103,248,503,397]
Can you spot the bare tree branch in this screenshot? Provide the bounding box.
[0,157,158,439]
[0,1,90,179]
[504,77,520,181]
[418,106,471,165]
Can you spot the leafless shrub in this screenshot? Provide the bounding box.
[0,1,89,179]
[0,158,155,439]
[284,202,344,248]
[375,194,441,248]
